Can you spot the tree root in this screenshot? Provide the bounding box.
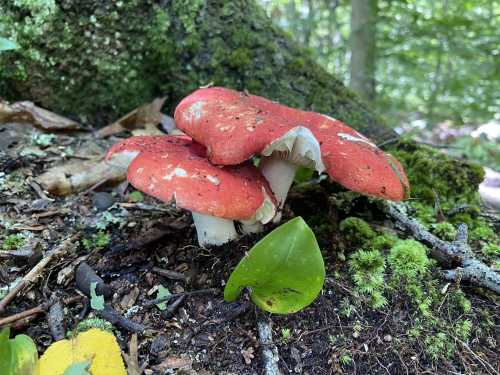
[383,202,499,294]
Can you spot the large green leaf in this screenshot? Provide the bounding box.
[224,217,325,314]
[0,37,19,52]
[0,327,38,375]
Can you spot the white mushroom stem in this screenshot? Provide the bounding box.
[259,157,298,211]
[239,220,264,234]
[259,126,325,222]
[191,212,238,247]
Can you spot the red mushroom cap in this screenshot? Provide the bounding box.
[174,87,409,201]
[105,135,194,161]
[125,137,277,221]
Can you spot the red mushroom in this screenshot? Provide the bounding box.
[106,135,277,246]
[174,87,409,217]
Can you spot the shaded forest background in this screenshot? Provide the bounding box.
[261,0,499,128]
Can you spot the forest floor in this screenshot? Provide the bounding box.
[0,106,499,374]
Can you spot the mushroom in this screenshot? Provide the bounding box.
[174,87,409,218]
[106,135,277,246]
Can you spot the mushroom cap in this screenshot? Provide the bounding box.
[105,135,194,160]
[174,87,409,201]
[125,136,277,222]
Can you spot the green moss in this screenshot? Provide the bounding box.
[388,140,484,224]
[371,233,398,252]
[75,318,113,334]
[349,249,387,308]
[339,217,376,248]
[431,222,457,241]
[470,222,495,242]
[481,243,500,257]
[388,240,430,281]
[2,234,25,250]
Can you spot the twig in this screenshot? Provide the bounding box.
[383,202,500,294]
[143,288,218,307]
[0,234,79,313]
[257,313,280,375]
[97,305,147,333]
[0,295,82,327]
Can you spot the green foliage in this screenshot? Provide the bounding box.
[339,217,376,248]
[264,0,500,125]
[0,37,18,52]
[424,332,453,362]
[89,282,105,311]
[128,191,143,203]
[75,318,113,334]
[82,231,110,252]
[481,243,500,257]
[388,240,430,281]
[349,249,387,308]
[388,140,484,219]
[2,234,25,250]
[224,217,325,314]
[155,285,171,311]
[63,360,92,375]
[431,222,457,241]
[0,327,38,375]
[31,132,56,147]
[281,328,291,342]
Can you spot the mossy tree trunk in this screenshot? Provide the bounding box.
[0,0,394,142]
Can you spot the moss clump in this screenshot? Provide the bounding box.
[388,140,484,224]
[388,240,430,281]
[339,217,376,248]
[2,234,25,250]
[349,249,387,308]
[431,222,457,241]
[75,318,113,334]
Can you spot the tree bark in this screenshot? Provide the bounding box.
[0,0,394,142]
[350,0,377,102]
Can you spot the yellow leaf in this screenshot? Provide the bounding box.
[37,328,126,375]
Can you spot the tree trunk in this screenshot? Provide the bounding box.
[349,0,377,102]
[0,0,394,142]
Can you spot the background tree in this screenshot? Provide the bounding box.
[349,0,377,102]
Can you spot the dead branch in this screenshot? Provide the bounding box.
[383,202,500,294]
[0,234,79,313]
[257,313,280,375]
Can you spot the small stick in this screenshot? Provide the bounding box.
[0,295,82,327]
[143,288,218,308]
[257,313,280,375]
[383,202,500,294]
[0,234,79,313]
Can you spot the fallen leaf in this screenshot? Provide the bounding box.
[0,101,80,130]
[152,356,192,371]
[0,327,38,375]
[36,157,125,195]
[96,98,166,138]
[37,328,126,375]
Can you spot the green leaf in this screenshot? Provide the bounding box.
[90,282,105,311]
[0,327,38,375]
[224,217,325,314]
[10,334,38,375]
[128,191,144,203]
[156,285,171,311]
[0,37,19,52]
[0,328,12,375]
[63,360,92,375]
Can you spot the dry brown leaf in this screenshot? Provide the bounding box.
[96,98,166,138]
[0,101,80,130]
[36,158,125,195]
[152,355,193,371]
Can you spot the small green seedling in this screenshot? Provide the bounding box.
[281,328,291,342]
[155,285,171,311]
[89,282,105,311]
[2,234,25,250]
[0,327,38,375]
[224,216,325,314]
